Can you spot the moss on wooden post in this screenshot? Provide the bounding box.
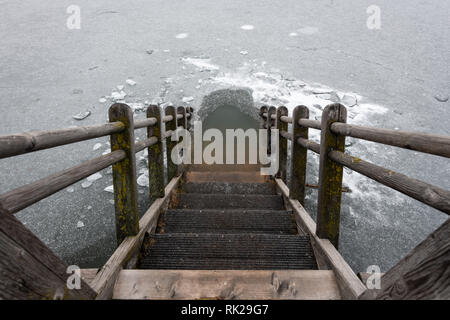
[276,106,288,181]
[165,106,178,182]
[147,105,165,205]
[316,103,347,249]
[108,103,139,246]
[289,105,310,205]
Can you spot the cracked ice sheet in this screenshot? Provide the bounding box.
[203,61,405,224]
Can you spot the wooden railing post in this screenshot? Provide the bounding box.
[165,106,178,182]
[259,106,268,129]
[177,106,187,175]
[276,106,288,181]
[109,103,139,245]
[186,107,193,130]
[316,103,347,249]
[267,106,277,155]
[289,105,310,205]
[147,105,165,204]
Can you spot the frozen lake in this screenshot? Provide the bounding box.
[0,0,448,272]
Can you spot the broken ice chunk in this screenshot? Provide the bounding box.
[102,148,111,155]
[99,97,107,103]
[67,187,75,193]
[240,25,254,30]
[240,50,249,55]
[73,111,91,120]
[126,79,137,86]
[104,185,114,193]
[117,85,124,91]
[341,94,358,107]
[81,181,92,189]
[137,174,149,187]
[111,91,127,101]
[77,221,85,228]
[182,96,194,103]
[87,172,102,182]
[175,33,188,39]
[93,143,102,151]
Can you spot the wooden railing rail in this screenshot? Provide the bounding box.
[0,122,125,160]
[260,104,450,249]
[0,104,193,220]
[330,122,450,158]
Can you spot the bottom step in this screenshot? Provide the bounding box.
[113,270,341,300]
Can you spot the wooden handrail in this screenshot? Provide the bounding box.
[330,122,450,158]
[280,115,293,124]
[298,119,321,130]
[297,137,320,154]
[0,150,126,214]
[135,137,158,153]
[134,117,157,129]
[0,122,125,159]
[329,150,450,215]
[280,130,292,141]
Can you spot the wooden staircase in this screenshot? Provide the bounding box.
[109,165,341,300]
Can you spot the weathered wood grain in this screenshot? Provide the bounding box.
[317,104,347,249]
[276,106,288,181]
[289,106,309,205]
[177,106,187,176]
[0,122,124,160]
[329,150,450,215]
[0,150,125,214]
[90,176,181,300]
[113,270,341,300]
[331,122,450,159]
[267,106,277,155]
[147,106,165,205]
[359,219,450,300]
[109,103,139,245]
[0,204,96,299]
[134,117,157,129]
[165,106,178,182]
[298,119,321,130]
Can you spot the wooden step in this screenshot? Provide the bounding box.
[112,269,341,300]
[181,182,276,195]
[175,193,284,210]
[161,209,297,234]
[138,233,317,270]
[186,171,268,183]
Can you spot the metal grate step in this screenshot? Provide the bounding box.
[161,209,297,234]
[181,182,276,195]
[175,193,284,210]
[139,233,317,270]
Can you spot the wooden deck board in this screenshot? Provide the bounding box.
[113,269,341,300]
